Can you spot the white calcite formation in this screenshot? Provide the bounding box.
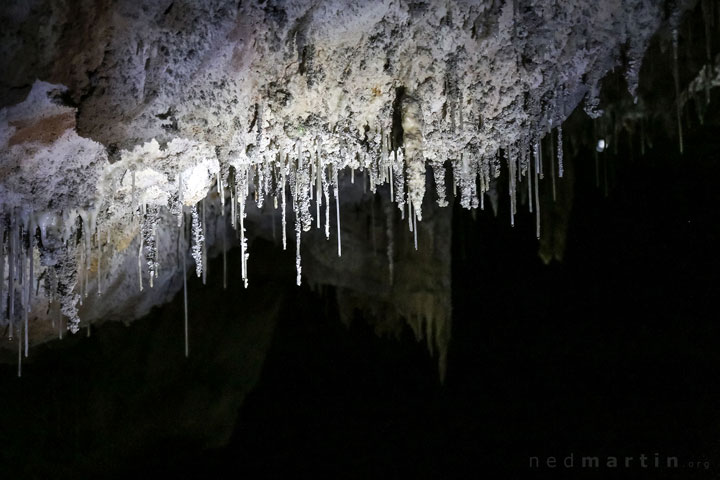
[0,0,695,373]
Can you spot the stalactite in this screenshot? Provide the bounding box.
[138,215,144,292]
[672,28,684,155]
[295,215,302,286]
[281,162,288,250]
[0,226,5,325]
[335,177,341,258]
[316,152,322,229]
[549,129,556,202]
[557,125,564,178]
[179,210,189,358]
[201,199,207,285]
[534,154,541,239]
[413,208,418,251]
[323,163,331,241]
[9,213,15,323]
[142,207,160,288]
[131,169,136,219]
[432,163,448,207]
[238,168,249,289]
[507,146,516,227]
[393,150,405,213]
[408,198,414,233]
[17,322,21,378]
[527,151,533,214]
[537,139,543,180]
[96,226,102,296]
[191,204,204,278]
[23,240,28,358]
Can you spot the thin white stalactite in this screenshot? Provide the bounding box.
[217,171,225,215]
[480,162,485,211]
[191,204,204,278]
[131,169,136,219]
[549,130,556,202]
[557,126,564,178]
[537,139,543,179]
[508,150,515,227]
[149,222,157,289]
[408,200,413,232]
[138,232,144,292]
[21,225,32,358]
[17,323,21,378]
[234,164,250,288]
[295,218,302,286]
[310,158,315,202]
[535,158,541,240]
[513,146,519,225]
[396,150,405,220]
[334,166,341,257]
[28,217,33,310]
[8,215,16,324]
[240,187,248,288]
[178,173,184,227]
[323,165,330,240]
[202,198,207,285]
[281,168,287,250]
[413,208,418,251]
[527,157,533,214]
[230,181,236,231]
[672,29,684,155]
[316,154,322,229]
[389,164,394,200]
[23,301,28,358]
[293,150,302,285]
[97,227,102,296]
[23,227,28,358]
[82,234,88,301]
[19,226,25,316]
[180,212,189,358]
[0,228,5,325]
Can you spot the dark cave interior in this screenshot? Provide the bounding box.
[2,1,720,479]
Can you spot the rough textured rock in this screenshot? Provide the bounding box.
[0,0,705,368]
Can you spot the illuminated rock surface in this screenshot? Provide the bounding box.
[0,0,711,377]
